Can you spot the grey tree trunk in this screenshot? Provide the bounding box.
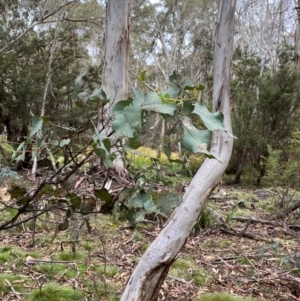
[296,0,300,69]
[120,0,236,300]
[97,0,131,175]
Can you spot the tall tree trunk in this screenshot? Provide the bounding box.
[296,0,300,69]
[97,0,131,175]
[120,1,236,300]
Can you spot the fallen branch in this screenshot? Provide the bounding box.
[232,216,279,225]
[213,253,287,263]
[233,216,298,236]
[220,227,271,242]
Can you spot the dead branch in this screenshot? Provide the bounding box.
[220,227,272,242]
[232,216,279,225]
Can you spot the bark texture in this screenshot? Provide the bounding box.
[120,1,236,300]
[97,0,131,176]
[97,0,130,134]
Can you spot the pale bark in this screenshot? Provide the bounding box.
[97,0,131,176]
[98,0,130,130]
[296,0,300,69]
[120,0,236,300]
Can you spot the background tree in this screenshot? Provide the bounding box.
[96,0,131,181]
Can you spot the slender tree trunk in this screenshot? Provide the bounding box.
[97,0,131,175]
[296,1,300,69]
[98,0,130,132]
[120,1,236,300]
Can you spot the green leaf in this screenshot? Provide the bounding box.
[59,138,70,147]
[38,184,54,198]
[89,88,108,105]
[112,101,142,138]
[156,192,182,216]
[95,147,105,157]
[183,78,195,90]
[50,140,59,146]
[169,71,181,85]
[143,199,157,212]
[112,100,142,138]
[127,209,146,227]
[132,89,145,107]
[74,72,86,90]
[29,117,43,138]
[195,84,205,91]
[102,138,111,153]
[1,143,14,153]
[182,101,194,116]
[128,134,141,149]
[138,70,147,82]
[166,71,181,98]
[163,145,171,159]
[103,156,113,168]
[80,199,94,215]
[130,195,143,209]
[93,129,110,157]
[112,100,132,113]
[182,117,213,156]
[112,115,136,138]
[9,185,27,199]
[58,218,69,231]
[164,87,179,99]
[67,193,82,209]
[124,106,142,128]
[142,92,177,115]
[94,188,112,202]
[193,104,226,132]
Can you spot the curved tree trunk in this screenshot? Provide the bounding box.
[120,1,236,300]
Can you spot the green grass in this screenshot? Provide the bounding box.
[28,282,84,301]
[170,258,210,286]
[0,273,29,294]
[91,264,119,278]
[85,280,121,300]
[195,292,258,301]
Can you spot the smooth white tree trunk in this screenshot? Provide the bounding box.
[97,0,131,175]
[120,1,236,300]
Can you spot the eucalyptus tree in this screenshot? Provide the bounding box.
[235,0,295,73]
[121,0,236,299]
[130,0,219,89]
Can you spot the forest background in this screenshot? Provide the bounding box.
[1,0,300,301]
[1,0,300,185]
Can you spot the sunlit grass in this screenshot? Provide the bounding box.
[195,293,258,301]
[126,146,179,168]
[28,282,84,301]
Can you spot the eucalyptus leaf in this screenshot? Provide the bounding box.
[193,103,226,132]
[181,117,213,157]
[142,92,177,115]
[29,117,43,138]
[94,188,112,202]
[2,143,14,153]
[59,138,70,147]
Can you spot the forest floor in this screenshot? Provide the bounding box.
[0,176,300,301]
